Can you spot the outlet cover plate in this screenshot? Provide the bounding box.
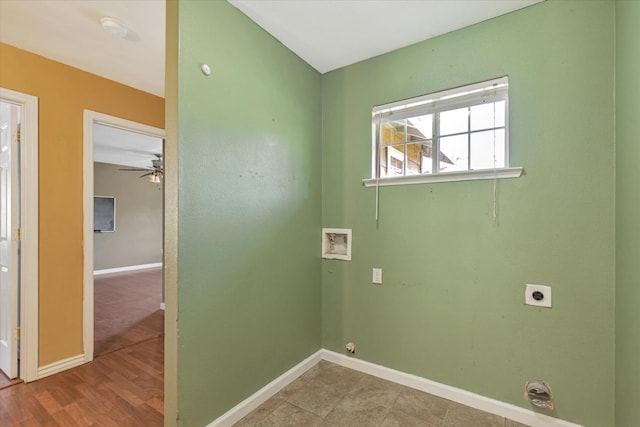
[525,284,552,308]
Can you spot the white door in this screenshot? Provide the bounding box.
[0,101,19,379]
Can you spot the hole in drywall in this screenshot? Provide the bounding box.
[525,379,554,410]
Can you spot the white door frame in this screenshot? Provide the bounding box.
[83,110,165,361]
[0,88,39,382]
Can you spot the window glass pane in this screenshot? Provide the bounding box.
[380,145,404,177]
[406,124,430,144]
[408,114,433,140]
[406,143,433,175]
[439,135,468,172]
[380,120,406,145]
[470,129,506,170]
[470,101,505,131]
[440,107,468,136]
[373,78,509,180]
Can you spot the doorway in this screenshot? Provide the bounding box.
[0,87,39,384]
[83,110,165,361]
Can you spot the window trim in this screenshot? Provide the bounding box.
[362,166,523,187]
[367,76,522,186]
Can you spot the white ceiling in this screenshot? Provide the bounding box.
[0,0,165,97]
[0,0,541,100]
[93,123,162,169]
[228,0,542,73]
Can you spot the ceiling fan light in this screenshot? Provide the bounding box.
[149,173,161,184]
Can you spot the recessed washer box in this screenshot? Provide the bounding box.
[525,284,552,308]
[322,228,352,261]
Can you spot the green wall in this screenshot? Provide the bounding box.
[615,1,640,425]
[176,1,322,425]
[321,1,615,426]
[172,1,632,426]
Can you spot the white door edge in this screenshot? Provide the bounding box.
[83,110,165,361]
[0,87,39,383]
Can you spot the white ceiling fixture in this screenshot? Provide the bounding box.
[228,0,542,73]
[100,17,129,39]
[0,0,165,97]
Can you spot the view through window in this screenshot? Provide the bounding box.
[372,77,509,181]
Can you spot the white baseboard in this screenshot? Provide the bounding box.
[36,354,86,380]
[321,350,582,427]
[207,350,323,427]
[94,262,162,276]
[206,348,582,427]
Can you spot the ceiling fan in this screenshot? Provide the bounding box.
[119,153,163,183]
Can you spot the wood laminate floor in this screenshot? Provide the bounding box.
[94,267,164,357]
[0,371,22,391]
[0,336,164,426]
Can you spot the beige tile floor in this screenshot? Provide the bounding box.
[234,361,531,427]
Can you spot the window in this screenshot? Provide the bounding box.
[365,76,522,187]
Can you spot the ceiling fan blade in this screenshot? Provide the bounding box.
[139,172,154,178]
[119,168,152,172]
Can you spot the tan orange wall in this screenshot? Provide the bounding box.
[0,43,164,366]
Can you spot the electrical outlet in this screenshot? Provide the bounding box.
[372,268,382,284]
[525,284,552,308]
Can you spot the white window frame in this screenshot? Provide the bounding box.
[364,76,522,187]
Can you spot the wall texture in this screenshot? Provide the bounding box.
[93,162,162,271]
[176,2,322,425]
[615,1,640,425]
[321,1,614,426]
[0,43,164,365]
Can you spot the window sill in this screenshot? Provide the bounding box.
[362,167,523,188]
